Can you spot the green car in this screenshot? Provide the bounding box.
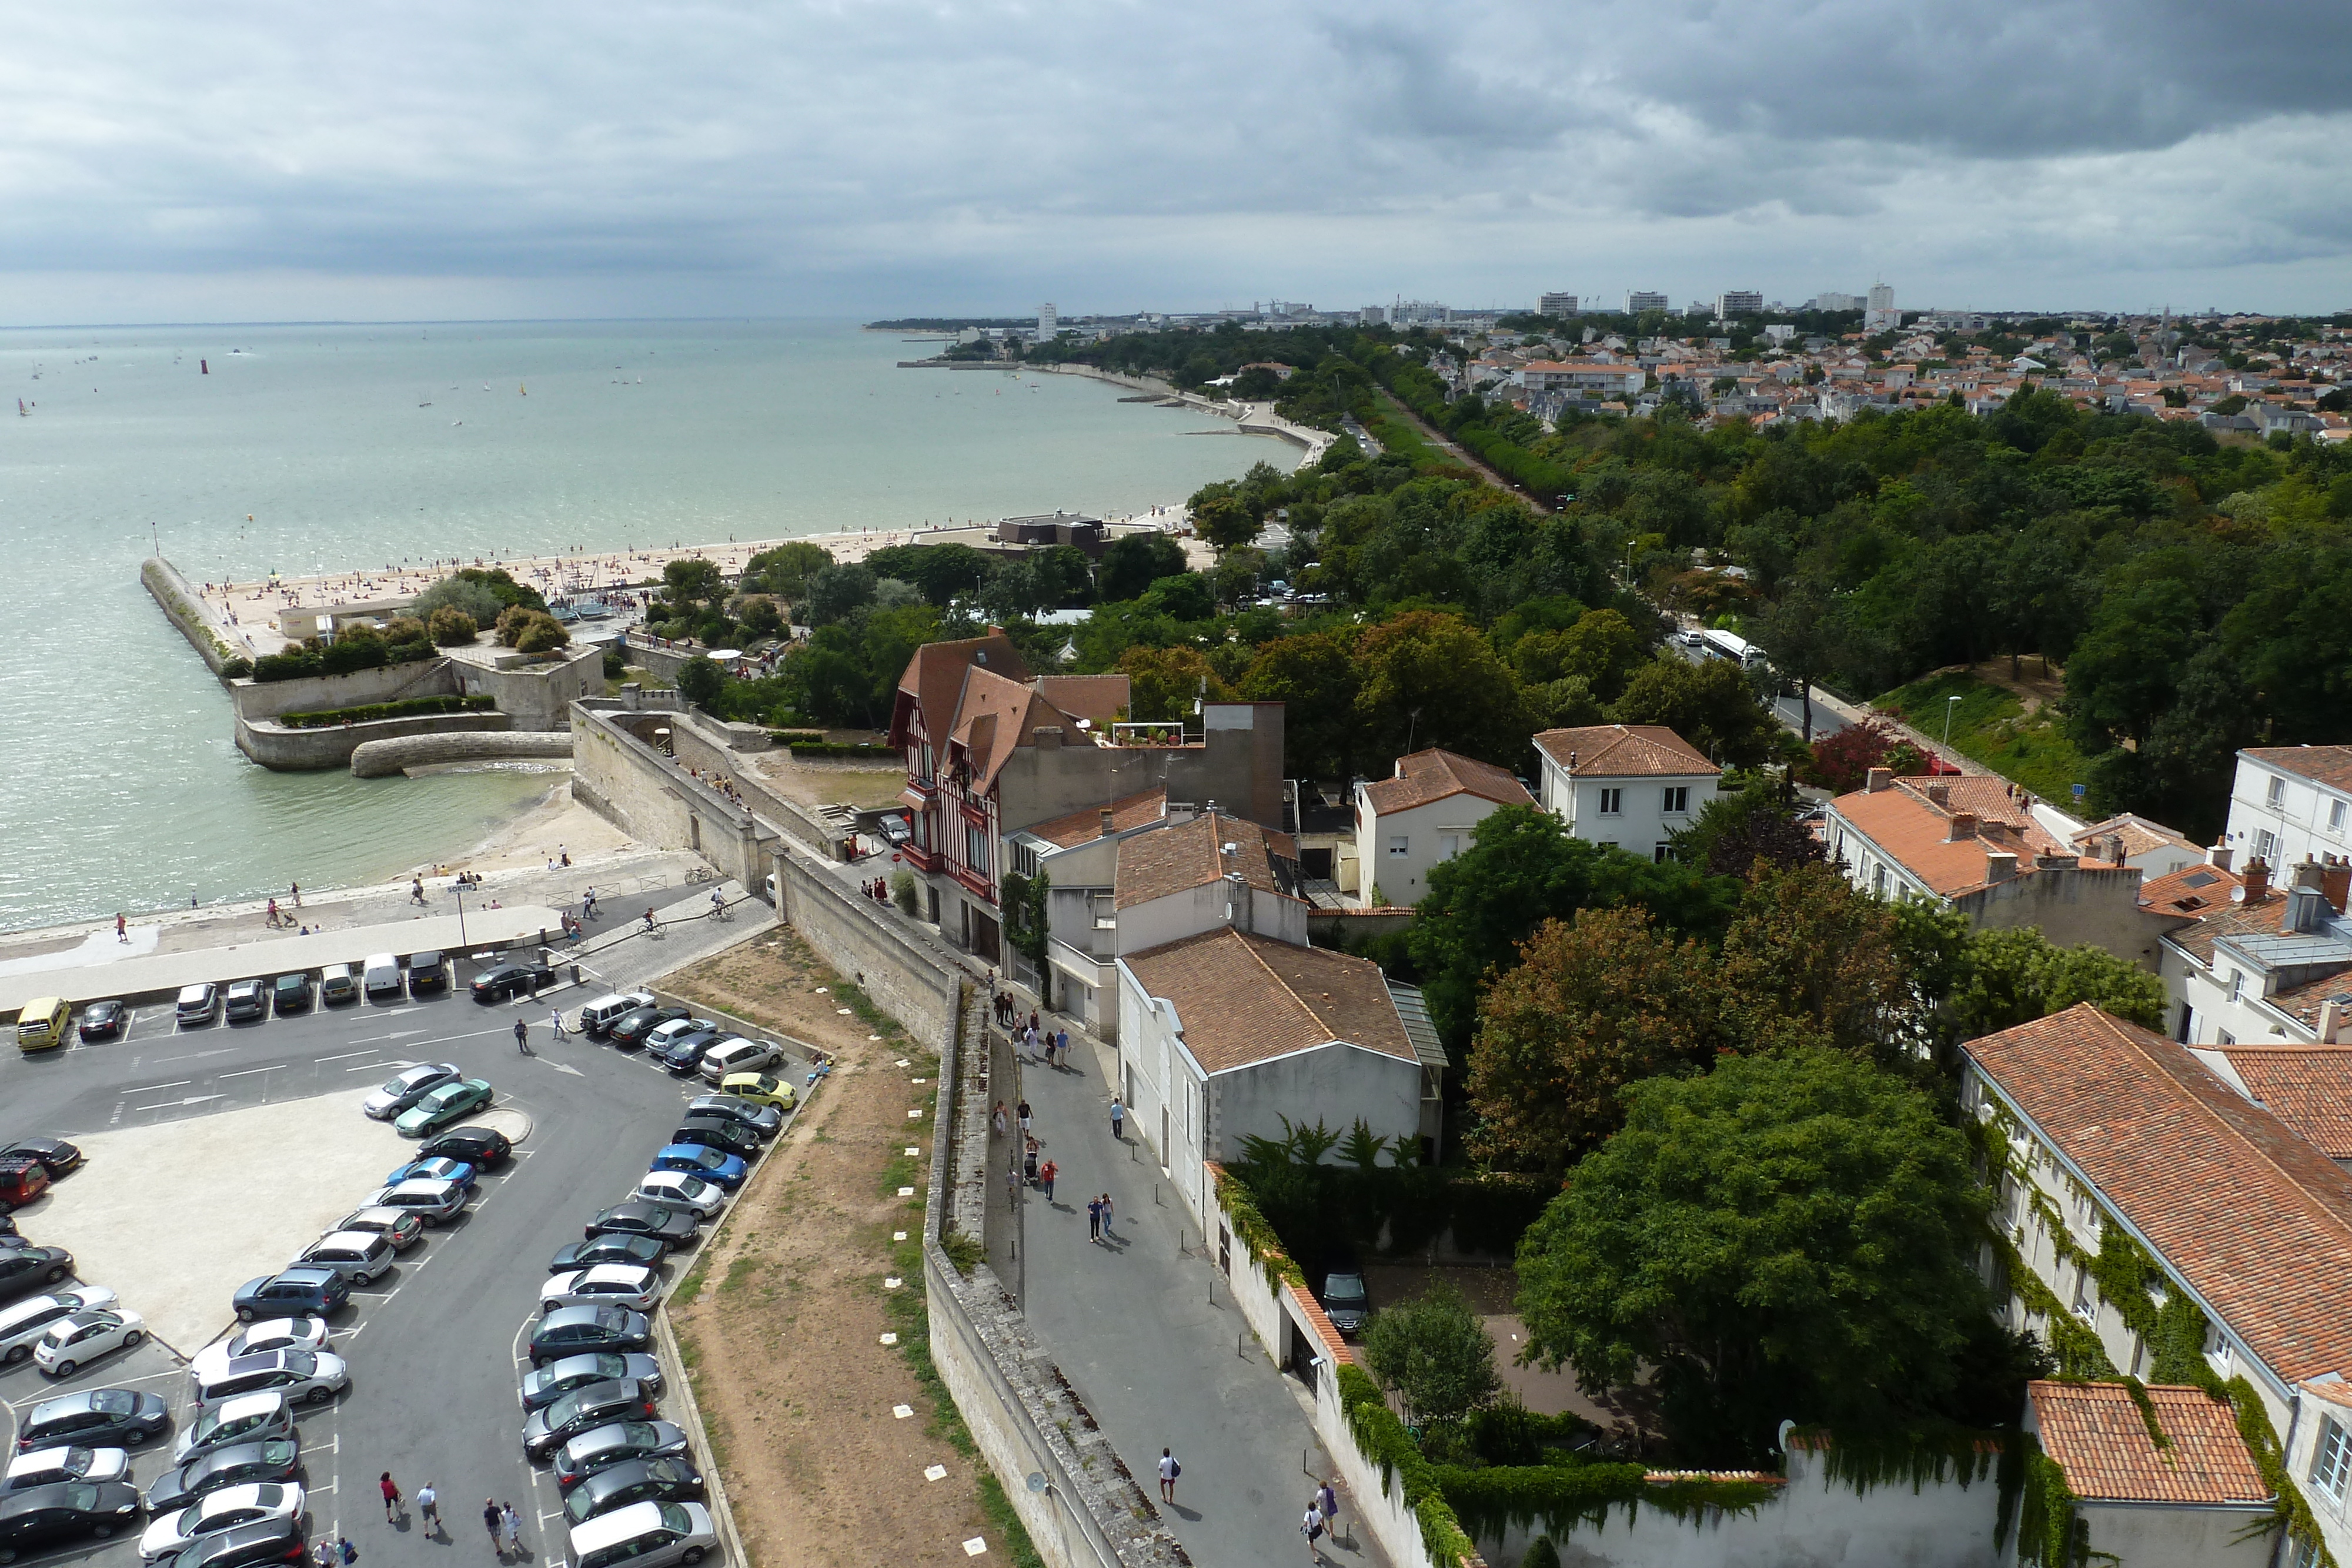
[395,1078,493,1136]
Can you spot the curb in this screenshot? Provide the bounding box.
[652,1309,749,1568]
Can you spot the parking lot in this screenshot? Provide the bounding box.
[1,907,811,1568]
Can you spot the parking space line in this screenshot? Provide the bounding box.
[315,1048,387,1060]
[121,1079,192,1094]
[217,1064,283,1079]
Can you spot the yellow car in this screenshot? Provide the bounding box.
[15,998,69,1053]
[719,1071,797,1111]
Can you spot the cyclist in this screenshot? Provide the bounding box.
[710,889,726,917]
[642,908,658,934]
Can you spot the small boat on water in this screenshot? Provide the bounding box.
[520,383,527,395]
[200,360,207,374]
[16,399,24,417]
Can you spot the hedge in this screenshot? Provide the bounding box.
[767,730,826,746]
[787,741,894,760]
[1336,1363,1479,1564]
[278,695,495,729]
[250,638,436,683]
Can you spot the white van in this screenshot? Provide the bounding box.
[579,992,656,1038]
[361,954,403,1001]
[569,1501,716,1568]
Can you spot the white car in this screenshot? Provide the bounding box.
[632,1171,724,1218]
[697,1038,783,1084]
[540,1266,662,1315]
[219,1318,330,1360]
[362,1062,462,1120]
[190,1348,348,1412]
[4,1446,130,1492]
[643,1017,716,1054]
[362,1177,469,1225]
[174,1392,295,1463]
[34,1309,146,1378]
[139,1482,306,1562]
[0,1288,118,1366]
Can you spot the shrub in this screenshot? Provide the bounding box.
[276,695,495,728]
[892,871,919,914]
[602,646,627,679]
[495,604,534,647]
[677,656,726,709]
[515,613,570,654]
[412,575,507,627]
[220,656,254,680]
[427,607,479,646]
[385,616,426,644]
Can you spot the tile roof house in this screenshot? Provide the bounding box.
[2022,1380,2271,1567]
[2227,745,2352,874]
[1962,1002,2352,1567]
[1825,771,2191,968]
[1530,725,1720,861]
[1351,748,1532,907]
[2069,813,2206,879]
[2156,851,2352,1052]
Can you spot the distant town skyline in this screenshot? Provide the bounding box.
[5,0,2349,325]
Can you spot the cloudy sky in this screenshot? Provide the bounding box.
[8,0,2349,322]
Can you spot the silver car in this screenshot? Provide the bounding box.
[332,1207,425,1252]
[190,1350,348,1412]
[362,1063,462,1121]
[362,1178,468,1226]
[295,1232,395,1285]
[0,1288,118,1366]
[540,1266,662,1315]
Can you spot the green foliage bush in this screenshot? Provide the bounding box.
[427,606,479,646]
[276,696,494,728]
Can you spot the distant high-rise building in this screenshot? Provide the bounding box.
[1810,291,1866,313]
[1717,290,1763,317]
[1538,292,1578,317]
[1359,305,1387,326]
[1626,290,1669,313]
[1038,303,1058,338]
[1864,284,1899,332]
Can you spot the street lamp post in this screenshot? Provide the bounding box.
[454,882,469,955]
[1943,694,1962,750]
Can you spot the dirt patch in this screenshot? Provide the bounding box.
[662,931,1022,1568]
[742,753,910,813]
[1963,656,2064,716]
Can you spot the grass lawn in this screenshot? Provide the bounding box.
[1873,669,2093,804]
[1365,393,1452,470]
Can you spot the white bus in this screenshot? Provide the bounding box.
[1694,628,1767,670]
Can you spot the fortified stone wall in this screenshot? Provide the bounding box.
[236,710,509,771]
[771,847,957,1049]
[569,702,774,889]
[228,658,459,722]
[143,557,240,674]
[349,730,573,778]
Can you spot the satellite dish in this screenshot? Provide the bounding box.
[1025,1473,1046,1495]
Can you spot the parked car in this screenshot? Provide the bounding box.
[0,1165,51,1216]
[360,1179,468,1226]
[564,1499,714,1568]
[416,1126,511,1170]
[552,1422,690,1491]
[648,1145,746,1192]
[75,1002,128,1042]
[229,1269,348,1323]
[174,985,220,1028]
[579,993,656,1038]
[263,975,308,1017]
[330,1208,424,1252]
[216,1320,329,1361]
[3,1448,129,1493]
[632,1172,724,1218]
[696,1038,783,1083]
[142,1441,302,1516]
[522,1353,662,1413]
[318,965,359,1006]
[405,952,447,996]
[394,1080,493,1137]
[549,1236,669,1275]
[582,1205,697,1245]
[139,1482,305,1563]
[643,1018,717,1055]
[222,981,269,1024]
[607,1007,687,1049]
[0,1139,83,1179]
[669,1117,759,1161]
[717,1072,796,1111]
[1318,1269,1369,1337]
[35,1310,146,1378]
[189,1350,347,1412]
[0,1290,118,1366]
[560,1457,704,1528]
[682,1095,781,1139]
[470,963,552,1004]
[0,1248,72,1300]
[540,1267,662,1316]
[17,1388,171,1452]
[360,955,402,1002]
[523,1379,659,1460]
[362,1062,461,1121]
[13,1000,69,1054]
[154,1513,308,1568]
[171,1394,293,1465]
[0,1479,143,1559]
[383,1157,476,1192]
[653,1031,721,1075]
[293,1232,396,1285]
[529,1308,652,1367]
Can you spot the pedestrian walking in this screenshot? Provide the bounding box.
[992,1101,1007,1139]
[499,1504,522,1556]
[1098,1192,1115,1236]
[1039,1159,1057,1200]
[290,882,302,908]
[1158,1449,1180,1504]
[339,1539,356,1567]
[115,914,128,944]
[514,1019,532,1055]
[549,1008,569,1040]
[410,878,427,906]
[1056,1027,1070,1066]
[266,897,281,928]
[1317,1479,1339,1540]
[418,1483,440,1534]
[1303,1502,1327,1563]
[1023,1136,1040,1184]
[482,1500,501,1556]
[1087,1195,1101,1241]
[312,1542,334,1568]
[1017,1099,1032,1136]
[1110,1098,1125,1140]
[379,1473,402,1523]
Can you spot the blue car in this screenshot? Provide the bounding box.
[647,1144,747,1191]
[232,1266,350,1323]
[385,1156,477,1191]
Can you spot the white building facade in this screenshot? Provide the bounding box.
[1531,724,1719,861]
[1352,749,1532,907]
[2226,746,2352,872]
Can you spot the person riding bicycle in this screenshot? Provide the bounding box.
[643,908,658,934]
[710,890,725,917]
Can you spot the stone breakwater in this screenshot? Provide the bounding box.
[350,730,575,778]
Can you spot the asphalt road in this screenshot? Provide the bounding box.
[0,890,795,1568]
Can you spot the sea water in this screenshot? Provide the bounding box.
[0,319,1287,932]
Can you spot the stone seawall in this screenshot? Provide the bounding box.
[350,730,573,778]
[142,557,239,676]
[236,710,512,771]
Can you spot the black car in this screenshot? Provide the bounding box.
[418,1126,512,1170]
[607,1007,687,1049]
[470,963,552,1004]
[16,1389,171,1452]
[560,1456,705,1527]
[0,1480,141,1557]
[655,1031,721,1075]
[522,1379,658,1460]
[75,1002,127,1042]
[529,1307,652,1367]
[670,1118,759,1160]
[683,1096,781,1139]
[222,981,269,1024]
[406,952,448,997]
[269,974,312,1016]
[145,1440,301,1514]
[549,1235,669,1275]
[0,1139,83,1179]
[162,1514,308,1568]
[0,1248,74,1304]
[583,1203,698,1245]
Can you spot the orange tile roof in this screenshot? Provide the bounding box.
[1829,783,2064,897]
[947,667,1071,795]
[1120,926,1414,1073]
[2072,813,2200,863]
[2028,1382,2267,1505]
[1361,748,1532,816]
[1020,789,1168,850]
[1033,674,1130,730]
[1532,724,1718,779]
[1115,813,1294,911]
[2244,745,2352,793]
[2210,1046,2352,1159]
[1967,1004,2352,1385]
[2139,862,2242,919]
[891,632,1029,747]
[2160,881,2287,966]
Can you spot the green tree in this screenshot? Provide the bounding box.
[1351,610,1531,770]
[1946,927,2167,1042]
[743,541,833,600]
[677,655,724,710]
[864,542,997,607]
[1361,1283,1502,1429]
[662,556,727,617]
[804,564,877,626]
[1139,572,1215,622]
[1193,493,1262,553]
[1097,534,1189,601]
[1238,631,1361,781]
[1749,581,1838,743]
[1608,654,1782,768]
[1117,646,1226,722]
[1715,862,1912,1061]
[1667,774,1822,877]
[412,576,505,628]
[1516,1050,1994,1463]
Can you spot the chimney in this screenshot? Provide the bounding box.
[2243,858,2272,904]
[1098,808,1116,838]
[2207,843,2234,872]
[1948,813,1978,841]
[1926,783,1952,808]
[2320,855,2351,916]
[2321,997,2346,1046]
[1224,871,1251,933]
[1866,767,1892,793]
[1985,850,2019,884]
[2106,834,2127,866]
[2033,852,2080,872]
